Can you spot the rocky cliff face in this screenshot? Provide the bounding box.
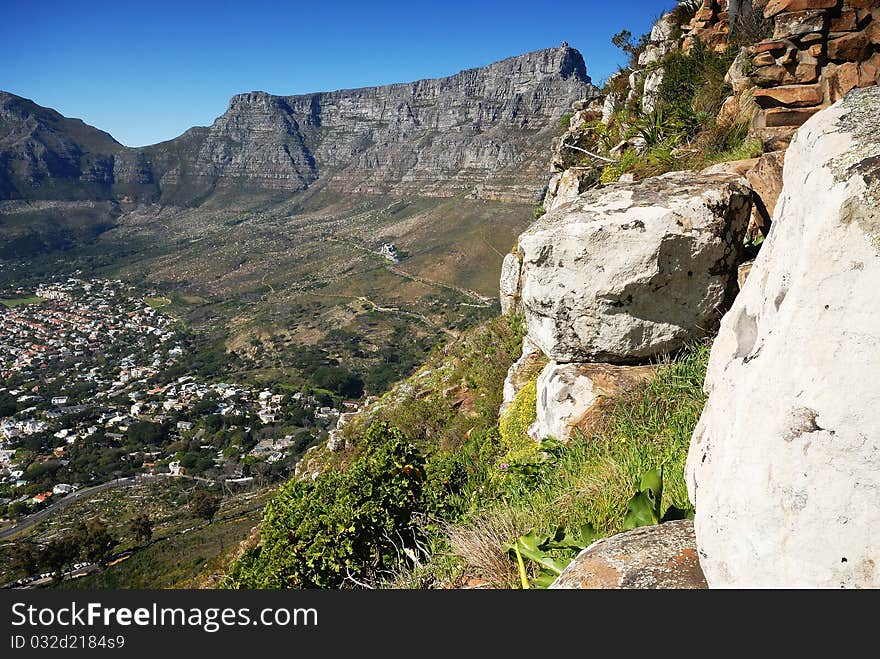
[0,46,597,206]
[686,86,880,588]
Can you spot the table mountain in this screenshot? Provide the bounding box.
[1,45,597,207]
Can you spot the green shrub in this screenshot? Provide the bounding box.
[228,420,426,588]
[656,39,735,122]
[498,378,537,455]
[559,113,572,130]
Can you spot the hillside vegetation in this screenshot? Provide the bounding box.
[223,313,709,589]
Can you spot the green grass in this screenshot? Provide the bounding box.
[144,296,171,309]
[0,296,46,307]
[439,342,710,587]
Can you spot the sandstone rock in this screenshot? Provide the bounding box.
[773,9,829,38]
[549,520,707,589]
[716,95,742,128]
[823,56,880,104]
[753,39,789,52]
[686,86,880,588]
[806,41,825,56]
[753,62,819,86]
[544,168,591,213]
[869,14,880,44]
[763,105,822,126]
[528,361,655,442]
[763,0,838,18]
[726,47,754,94]
[736,260,754,289]
[745,150,786,235]
[500,337,548,417]
[829,8,860,31]
[499,251,523,315]
[518,171,752,363]
[699,158,761,177]
[827,30,871,60]
[753,83,824,107]
[752,51,777,67]
[758,125,799,150]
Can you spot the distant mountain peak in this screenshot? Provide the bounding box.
[1,46,599,205]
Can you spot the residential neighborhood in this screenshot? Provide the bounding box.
[0,278,346,525]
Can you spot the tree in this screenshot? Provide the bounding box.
[129,514,154,546]
[40,538,77,583]
[13,546,38,577]
[190,489,221,523]
[75,520,117,565]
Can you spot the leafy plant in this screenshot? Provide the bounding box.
[623,467,694,530]
[504,523,601,588]
[228,421,427,588]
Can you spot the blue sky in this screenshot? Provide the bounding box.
[1,0,674,147]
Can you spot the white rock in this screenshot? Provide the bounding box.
[642,67,665,114]
[650,12,678,43]
[686,87,880,588]
[602,91,624,125]
[544,168,589,213]
[499,251,522,316]
[518,170,752,363]
[529,361,655,442]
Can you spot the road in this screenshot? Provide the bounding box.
[0,477,143,541]
[0,473,217,541]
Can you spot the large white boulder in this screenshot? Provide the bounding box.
[686,87,880,588]
[518,171,752,363]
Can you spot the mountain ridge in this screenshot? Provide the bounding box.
[1,45,597,207]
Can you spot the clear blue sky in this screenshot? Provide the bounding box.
[1,0,674,147]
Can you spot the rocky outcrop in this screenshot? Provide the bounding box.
[529,361,655,442]
[686,86,880,588]
[0,45,598,206]
[499,251,524,316]
[513,171,752,363]
[549,520,707,589]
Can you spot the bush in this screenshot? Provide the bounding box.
[656,39,735,121]
[228,421,426,588]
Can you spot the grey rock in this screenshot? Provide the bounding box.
[686,86,880,588]
[518,170,752,363]
[499,251,523,315]
[550,520,707,589]
[0,46,599,206]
